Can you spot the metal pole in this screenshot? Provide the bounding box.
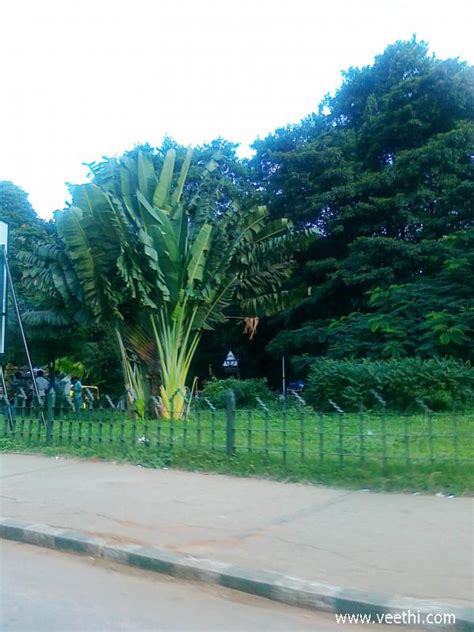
[46,388,55,445]
[2,247,45,426]
[226,389,235,456]
[282,356,286,398]
[0,365,14,430]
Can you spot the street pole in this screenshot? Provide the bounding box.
[0,365,14,430]
[2,246,46,426]
[282,356,286,398]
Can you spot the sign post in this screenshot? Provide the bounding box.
[0,222,45,425]
[0,221,12,427]
[223,350,239,377]
[0,221,8,359]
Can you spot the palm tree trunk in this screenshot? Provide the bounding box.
[151,313,200,419]
[115,328,147,418]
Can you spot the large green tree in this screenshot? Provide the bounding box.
[0,181,51,283]
[0,181,64,368]
[22,147,312,416]
[251,38,474,365]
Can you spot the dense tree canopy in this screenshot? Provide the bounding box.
[0,182,121,380]
[0,182,50,283]
[2,38,472,397]
[21,147,312,414]
[250,38,473,372]
[0,182,57,366]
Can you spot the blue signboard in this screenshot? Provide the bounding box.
[223,350,238,374]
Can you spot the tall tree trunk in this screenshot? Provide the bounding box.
[151,312,201,419]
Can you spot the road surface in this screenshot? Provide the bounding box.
[1,454,472,604]
[0,540,396,631]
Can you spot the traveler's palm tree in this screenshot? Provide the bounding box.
[21,150,313,417]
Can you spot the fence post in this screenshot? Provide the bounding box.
[226,389,235,457]
[46,388,56,445]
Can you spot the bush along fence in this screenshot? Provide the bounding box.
[1,389,473,482]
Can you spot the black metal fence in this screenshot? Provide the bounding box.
[1,390,473,472]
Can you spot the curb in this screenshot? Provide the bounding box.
[1,518,472,630]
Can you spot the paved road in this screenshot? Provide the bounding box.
[0,540,396,631]
[1,454,472,604]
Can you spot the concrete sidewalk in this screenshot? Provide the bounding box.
[1,454,472,606]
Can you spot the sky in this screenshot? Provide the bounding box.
[1,0,473,219]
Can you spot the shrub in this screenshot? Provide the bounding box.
[304,358,474,412]
[198,378,274,409]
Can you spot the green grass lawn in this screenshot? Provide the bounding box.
[1,407,473,494]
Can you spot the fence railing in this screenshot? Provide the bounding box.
[2,390,473,473]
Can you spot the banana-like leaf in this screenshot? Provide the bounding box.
[170,148,193,206]
[137,151,158,204]
[51,263,77,308]
[123,320,159,370]
[186,223,212,289]
[136,190,179,258]
[56,205,118,320]
[120,166,138,217]
[171,203,188,263]
[153,149,175,209]
[23,309,72,327]
[252,218,290,242]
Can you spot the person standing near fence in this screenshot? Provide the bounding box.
[55,372,71,407]
[71,376,83,412]
[9,371,24,415]
[35,370,49,406]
